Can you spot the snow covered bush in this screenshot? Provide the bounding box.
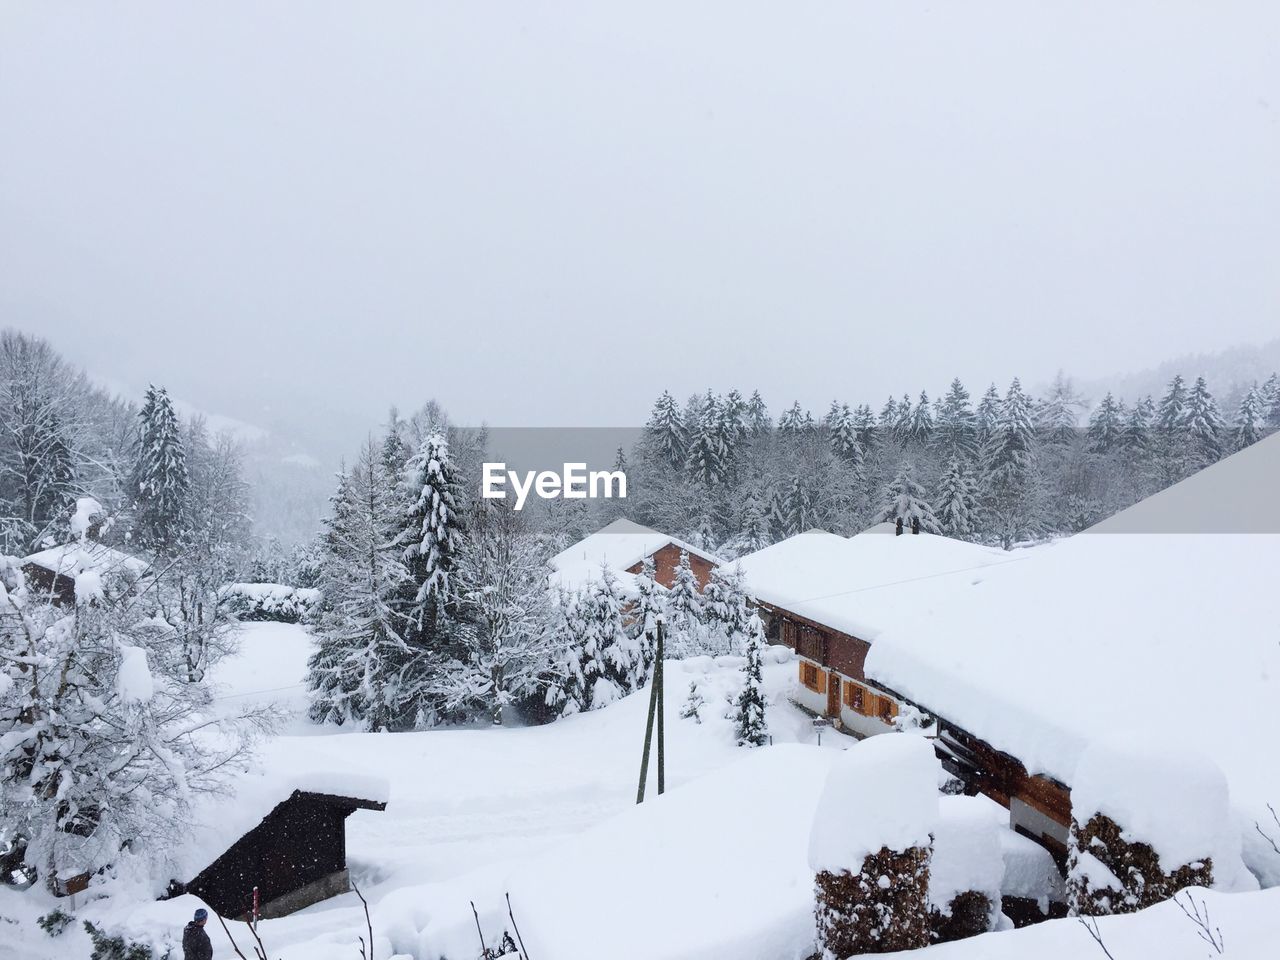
[928,797,1003,943]
[733,611,768,746]
[679,680,704,723]
[1068,739,1225,916]
[0,552,267,892]
[218,582,321,623]
[809,735,941,957]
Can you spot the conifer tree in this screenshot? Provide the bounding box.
[777,402,808,435]
[701,564,751,656]
[852,404,876,450]
[688,390,729,486]
[935,458,978,539]
[829,403,863,468]
[877,462,941,534]
[307,440,413,730]
[781,475,818,536]
[878,396,900,435]
[975,384,1002,446]
[644,391,688,469]
[933,378,978,462]
[1035,372,1083,444]
[734,611,769,747]
[590,565,642,698]
[1087,392,1125,454]
[627,557,662,685]
[664,550,705,657]
[744,390,771,434]
[1184,376,1225,470]
[399,432,462,634]
[980,378,1041,548]
[128,385,190,552]
[903,390,933,447]
[1232,384,1265,451]
[1261,373,1280,430]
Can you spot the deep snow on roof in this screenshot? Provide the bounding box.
[863,531,1280,827]
[549,518,721,592]
[23,540,151,580]
[734,527,1011,640]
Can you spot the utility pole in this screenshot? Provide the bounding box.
[636,616,666,803]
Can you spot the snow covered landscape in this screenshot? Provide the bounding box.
[5,2,1280,958]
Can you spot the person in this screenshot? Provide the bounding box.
[183,907,213,960]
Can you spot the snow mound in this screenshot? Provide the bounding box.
[1072,737,1228,871]
[931,796,1004,917]
[809,734,940,872]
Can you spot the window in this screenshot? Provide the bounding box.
[799,660,821,692]
[843,680,864,713]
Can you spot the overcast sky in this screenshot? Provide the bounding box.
[2,2,1277,456]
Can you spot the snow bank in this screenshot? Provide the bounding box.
[931,797,1003,918]
[997,826,1066,905]
[809,734,940,872]
[1072,737,1229,871]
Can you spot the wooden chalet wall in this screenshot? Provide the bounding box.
[627,542,717,591]
[180,791,384,919]
[20,562,75,606]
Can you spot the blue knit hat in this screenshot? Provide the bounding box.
[194,908,208,922]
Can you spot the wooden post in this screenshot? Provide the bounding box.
[656,618,665,796]
[636,617,664,803]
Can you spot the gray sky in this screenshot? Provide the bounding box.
[2,2,1278,457]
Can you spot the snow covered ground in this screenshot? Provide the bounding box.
[5,620,1280,960]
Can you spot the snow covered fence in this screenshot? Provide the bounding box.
[1068,739,1226,916]
[809,735,939,957]
[218,582,322,623]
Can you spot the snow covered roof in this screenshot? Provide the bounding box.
[549,518,722,593]
[178,768,389,884]
[863,531,1280,836]
[734,527,1010,640]
[22,540,151,581]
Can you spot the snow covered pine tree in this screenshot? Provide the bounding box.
[733,611,768,746]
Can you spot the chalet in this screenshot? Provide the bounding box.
[549,518,722,594]
[170,773,389,919]
[862,435,1280,873]
[735,525,1008,739]
[21,540,151,606]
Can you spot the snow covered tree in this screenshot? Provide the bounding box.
[903,391,934,447]
[0,545,263,890]
[935,458,978,539]
[687,390,729,486]
[829,404,863,468]
[877,462,941,534]
[644,391,688,469]
[1183,376,1225,470]
[701,564,750,656]
[307,440,414,730]
[1035,372,1083,445]
[980,379,1042,548]
[398,432,462,638]
[679,681,705,723]
[1261,373,1280,431]
[128,385,190,553]
[745,390,771,434]
[447,507,559,724]
[778,474,819,537]
[722,491,771,558]
[626,556,662,685]
[777,402,809,435]
[1087,392,1125,455]
[733,611,769,746]
[975,384,1001,446]
[933,378,978,463]
[664,550,704,658]
[1232,384,1266,451]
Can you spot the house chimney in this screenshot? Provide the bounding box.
[895,517,904,536]
[911,517,920,535]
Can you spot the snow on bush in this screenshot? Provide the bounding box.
[218,582,321,623]
[810,734,941,957]
[1069,737,1231,915]
[809,734,940,872]
[116,645,154,705]
[929,796,1003,943]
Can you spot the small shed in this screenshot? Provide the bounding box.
[21,540,150,606]
[171,774,388,919]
